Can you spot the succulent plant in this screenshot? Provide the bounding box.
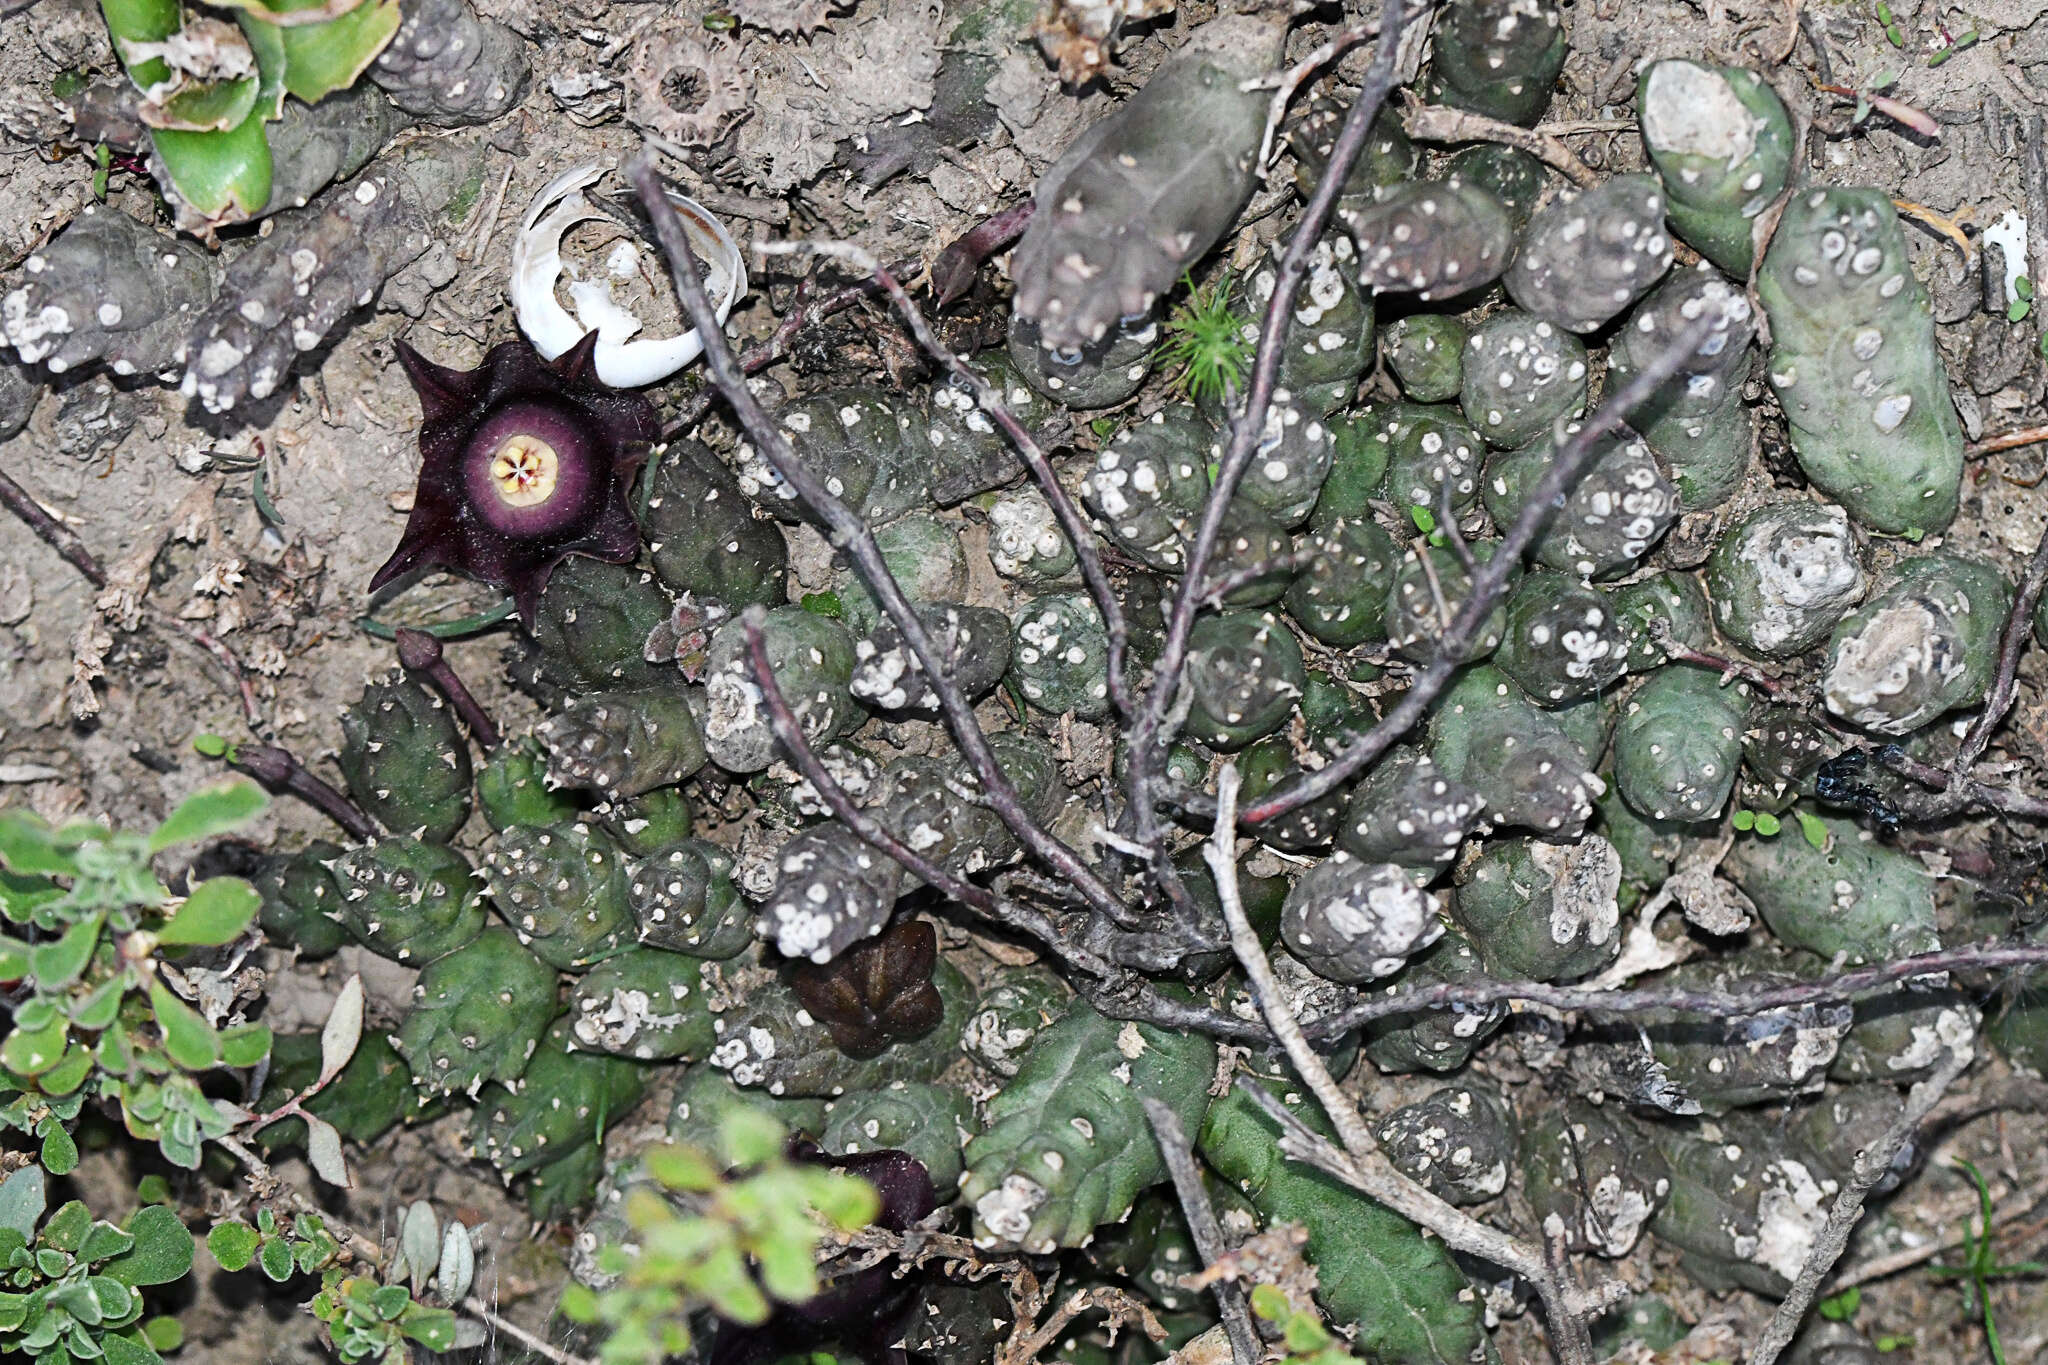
[707,956,974,1096]
[0,204,216,379]
[1008,311,1158,410]
[1010,16,1280,353]
[477,736,578,832]
[1385,542,1512,663]
[564,947,719,1061]
[524,557,675,697]
[336,671,473,843]
[1429,665,1604,837]
[1284,515,1398,647]
[1644,1108,1843,1296]
[960,963,1072,1078]
[1723,811,1939,964]
[1622,950,1853,1112]
[1521,1097,1671,1258]
[1084,405,1213,570]
[962,997,1216,1253]
[701,605,861,773]
[395,926,560,1098]
[1757,188,1965,537]
[1494,572,1630,706]
[1604,264,1757,509]
[1279,852,1443,985]
[624,837,753,959]
[1706,500,1869,659]
[481,821,636,971]
[1337,745,1486,873]
[1637,60,1794,275]
[1381,315,1467,404]
[1285,97,1417,207]
[1205,388,1334,528]
[594,788,695,855]
[1339,178,1516,302]
[1360,927,1507,1073]
[643,440,789,616]
[1452,834,1622,981]
[1199,1070,1489,1362]
[371,336,659,624]
[1831,988,1977,1084]
[1238,737,1347,851]
[1200,501,1297,608]
[1820,552,2011,735]
[754,822,905,965]
[1482,425,1679,579]
[1426,0,1567,125]
[369,0,529,125]
[987,487,1079,585]
[471,1019,648,1191]
[1613,664,1747,824]
[257,840,350,960]
[1459,310,1589,449]
[839,512,970,637]
[1183,610,1307,749]
[924,352,1060,502]
[821,1081,973,1191]
[1234,232,1376,418]
[1608,570,1715,673]
[1311,404,1394,523]
[1505,174,1674,332]
[1444,144,1548,230]
[255,1030,438,1152]
[1739,702,1839,814]
[325,836,486,965]
[1375,1082,1514,1206]
[849,603,1012,713]
[1378,403,1486,517]
[535,689,706,800]
[1009,590,1115,720]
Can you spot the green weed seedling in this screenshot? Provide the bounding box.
[1929,1159,2047,1364]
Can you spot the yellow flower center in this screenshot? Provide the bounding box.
[488,435,559,507]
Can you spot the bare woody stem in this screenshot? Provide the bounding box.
[395,627,502,750]
[1125,0,1408,848]
[1140,1098,1260,1365]
[632,155,1143,934]
[1239,312,1720,826]
[0,465,107,587]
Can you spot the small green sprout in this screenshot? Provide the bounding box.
[1732,809,1783,836]
[1408,505,1448,547]
[1930,1159,2047,1365]
[1250,1284,1360,1365]
[2009,276,2033,324]
[799,591,844,619]
[1819,1286,1862,1321]
[1877,1,1905,45]
[1155,270,1255,407]
[1794,808,1830,850]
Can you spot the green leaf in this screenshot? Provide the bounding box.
[206,1222,260,1272]
[371,1283,411,1321]
[88,1274,137,1320]
[1732,809,1755,831]
[159,877,260,946]
[257,1236,295,1282]
[146,114,273,228]
[1794,808,1829,850]
[73,977,127,1032]
[274,0,402,104]
[190,735,232,760]
[40,1125,78,1176]
[0,939,30,981]
[1819,1286,1861,1321]
[43,1199,92,1252]
[140,75,260,133]
[149,781,267,854]
[0,1166,46,1240]
[31,913,104,989]
[0,869,63,926]
[38,1043,96,1098]
[100,1331,167,1365]
[399,1305,458,1351]
[0,815,80,878]
[79,1223,135,1265]
[140,1316,183,1352]
[1754,811,1782,837]
[149,981,221,1072]
[103,1206,194,1287]
[219,1023,272,1069]
[134,1177,171,1208]
[3,1018,71,1077]
[1409,505,1437,535]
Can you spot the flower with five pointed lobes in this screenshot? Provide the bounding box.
[370,333,660,623]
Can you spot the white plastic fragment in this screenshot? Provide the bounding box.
[510,163,746,388]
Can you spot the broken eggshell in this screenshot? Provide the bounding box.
[510,163,745,388]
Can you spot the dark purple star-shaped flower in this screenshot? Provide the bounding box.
[370,333,660,624]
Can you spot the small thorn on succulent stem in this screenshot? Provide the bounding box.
[395,627,503,750]
[234,744,379,841]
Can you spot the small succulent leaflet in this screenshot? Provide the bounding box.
[1360,927,1507,1074]
[1608,570,1715,673]
[1621,949,1853,1113]
[1706,499,1869,659]
[523,557,677,699]
[1008,590,1116,721]
[1642,1108,1844,1298]
[537,689,708,801]
[643,440,790,617]
[1285,96,1416,207]
[1011,15,1282,353]
[820,1080,972,1191]
[1494,572,1630,707]
[961,996,1216,1253]
[1637,61,1794,276]
[257,839,351,960]
[1199,1070,1489,1365]
[701,605,862,775]
[472,1020,650,1186]
[1757,187,1964,537]
[367,0,529,127]
[1182,610,1308,750]
[372,335,659,624]
[1279,852,1443,986]
[324,837,486,966]
[1482,426,1678,580]
[1007,310,1158,410]
[1381,314,1468,405]
[1429,666,1604,838]
[1338,745,1486,874]
[566,947,720,1062]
